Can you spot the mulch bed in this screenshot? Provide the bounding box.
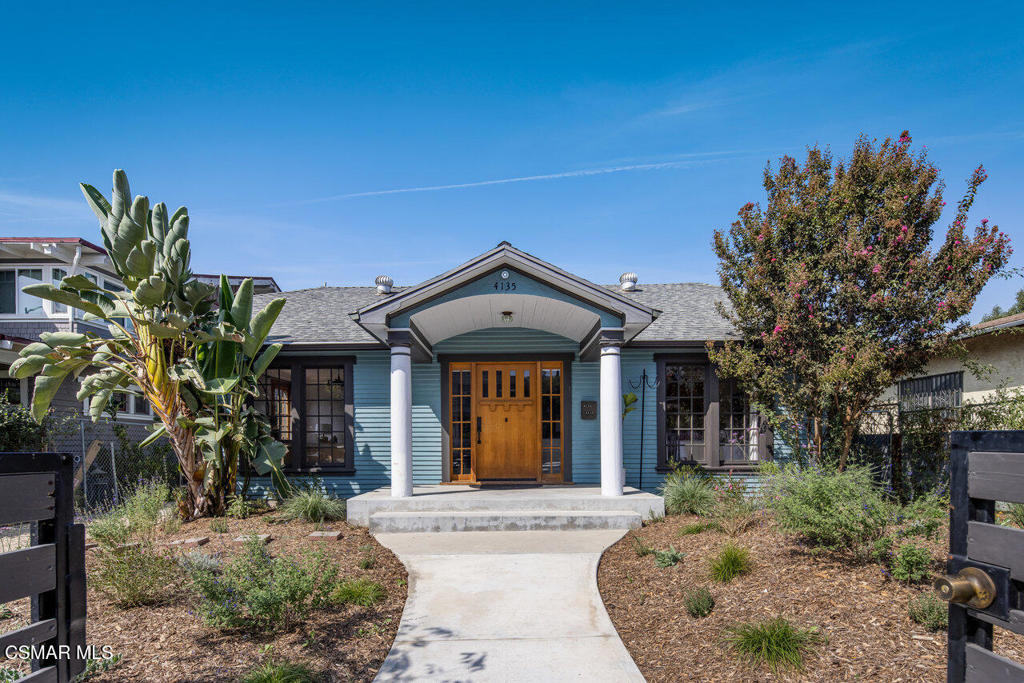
[598,513,1024,682]
[3,512,407,682]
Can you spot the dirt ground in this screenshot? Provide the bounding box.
[598,512,1024,682]
[2,513,407,682]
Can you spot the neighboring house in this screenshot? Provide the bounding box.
[194,273,281,295]
[0,236,280,451]
[881,312,1024,412]
[250,242,772,497]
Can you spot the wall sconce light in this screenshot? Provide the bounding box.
[501,310,514,324]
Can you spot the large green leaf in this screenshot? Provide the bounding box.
[21,284,107,318]
[133,274,168,307]
[19,342,53,357]
[203,376,241,395]
[61,274,102,291]
[138,423,168,448]
[125,240,156,279]
[10,355,47,379]
[230,278,254,330]
[79,182,111,223]
[31,371,69,422]
[250,437,287,475]
[244,298,286,356]
[88,389,112,421]
[252,343,282,379]
[39,331,88,347]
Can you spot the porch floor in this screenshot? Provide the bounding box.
[347,485,664,531]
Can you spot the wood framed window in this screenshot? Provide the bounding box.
[898,371,963,412]
[656,356,769,471]
[449,363,474,482]
[255,356,355,474]
[540,362,563,480]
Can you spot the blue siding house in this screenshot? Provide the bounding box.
[251,242,771,500]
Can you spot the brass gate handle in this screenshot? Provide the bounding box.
[933,567,997,609]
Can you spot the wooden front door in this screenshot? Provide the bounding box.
[447,361,565,483]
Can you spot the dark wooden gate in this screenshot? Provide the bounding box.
[945,431,1024,682]
[0,452,86,682]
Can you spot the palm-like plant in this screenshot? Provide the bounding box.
[10,170,286,517]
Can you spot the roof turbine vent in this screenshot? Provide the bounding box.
[375,274,394,295]
[619,272,639,292]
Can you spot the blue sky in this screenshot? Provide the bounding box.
[1,1,1022,320]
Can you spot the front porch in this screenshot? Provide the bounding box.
[346,484,665,532]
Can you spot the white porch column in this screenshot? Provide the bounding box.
[390,345,413,497]
[600,343,624,496]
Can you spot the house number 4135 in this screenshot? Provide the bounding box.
[493,281,517,291]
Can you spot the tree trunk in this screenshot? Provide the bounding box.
[166,418,206,519]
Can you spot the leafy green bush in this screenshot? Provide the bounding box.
[709,543,752,583]
[88,512,132,547]
[358,554,376,570]
[767,465,890,552]
[724,617,823,673]
[871,535,894,566]
[660,468,716,516]
[1005,503,1024,529]
[711,477,759,536]
[178,551,222,574]
[891,543,932,583]
[121,480,170,537]
[653,546,685,568]
[189,536,338,631]
[683,586,714,618]
[241,660,318,683]
[280,488,346,523]
[0,393,75,452]
[908,593,948,631]
[331,578,386,607]
[91,546,181,607]
[677,521,716,536]
[896,492,946,540]
[210,518,229,534]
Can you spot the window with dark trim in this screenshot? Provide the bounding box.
[656,357,769,470]
[898,371,963,412]
[255,357,355,473]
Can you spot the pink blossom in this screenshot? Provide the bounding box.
[773,325,783,334]
[872,264,882,274]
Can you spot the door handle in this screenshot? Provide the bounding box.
[477,417,482,444]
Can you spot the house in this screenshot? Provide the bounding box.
[881,312,1024,413]
[250,242,772,502]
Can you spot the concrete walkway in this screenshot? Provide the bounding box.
[374,530,645,682]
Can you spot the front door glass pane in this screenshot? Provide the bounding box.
[18,269,44,316]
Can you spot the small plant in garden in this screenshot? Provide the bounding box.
[91,545,181,607]
[653,545,685,568]
[891,543,932,583]
[358,554,377,570]
[74,653,123,681]
[188,536,338,631]
[711,476,759,536]
[0,604,13,620]
[162,515,182,534]
[210,518,230,534]
[177,551,222,574]
[660,467,716,516]
[227,497,255,519]
[280,487,346,523]
[1003,503,1024,529]
[709,543,752,583]
[724,617,823,673]
[677,521,716,536]
[896,492,947,540]
[331,578,386,606]
[1,667,22,683]
[631,534,654,556]
[767,465,890,553]
[241,660,318,683]
[682,586,714,618]
[871,535,894,566]
[908,593,948,631]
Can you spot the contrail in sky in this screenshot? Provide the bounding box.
[284,156,733,206]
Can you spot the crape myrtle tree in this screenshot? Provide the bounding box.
[708,132,1012,470]
[10,171,287,517]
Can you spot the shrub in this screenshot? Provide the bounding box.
[660,468,716,516]
[631,534,654,556]
[908,593,948,631]
[653,546,685,568]
[178,551,222,574]
[91,546,181,607]
[711,478,759,536]
[767,465,890,552]
[871,535,894,566]
[242,660,318,683]
[331,578,386,606]
[891,543,932,583]
[189,536,338,631]
[358,554,377,570]
[1005,503,1024,529]
[683,586,714,618]
[88,512,132,548]
[709,543,752,583]
[280,488,346,524]
[724,617,823,673]
[677,521,716,536]
[120,480,171,538]
[897,492,947,540]
[210,518,230,534]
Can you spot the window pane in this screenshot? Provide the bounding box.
[18,269,44,316]
[495,371,502,398]
[482,371,488,398]
[523,370,530,397]
[52,268,68,313]
[0,271,14,314]
[509,370,516,398]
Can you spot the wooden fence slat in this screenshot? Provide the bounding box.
[17,667,58,683]
[0,473,55,524]
[968,609,1024,637]
[969,451,1024,503]
[0,544,56,604]
[968,522,1024,581]
[966,642,1024,682]
[0,618,57,651]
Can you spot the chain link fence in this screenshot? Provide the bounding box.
[44,417,181,515]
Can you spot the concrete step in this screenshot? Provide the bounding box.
[368,509,643,533]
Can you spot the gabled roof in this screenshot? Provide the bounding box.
[352,242,659,347]
[973,311,1024,334]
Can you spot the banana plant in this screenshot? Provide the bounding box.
[188,274,289,514]
[9,170,285,518]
